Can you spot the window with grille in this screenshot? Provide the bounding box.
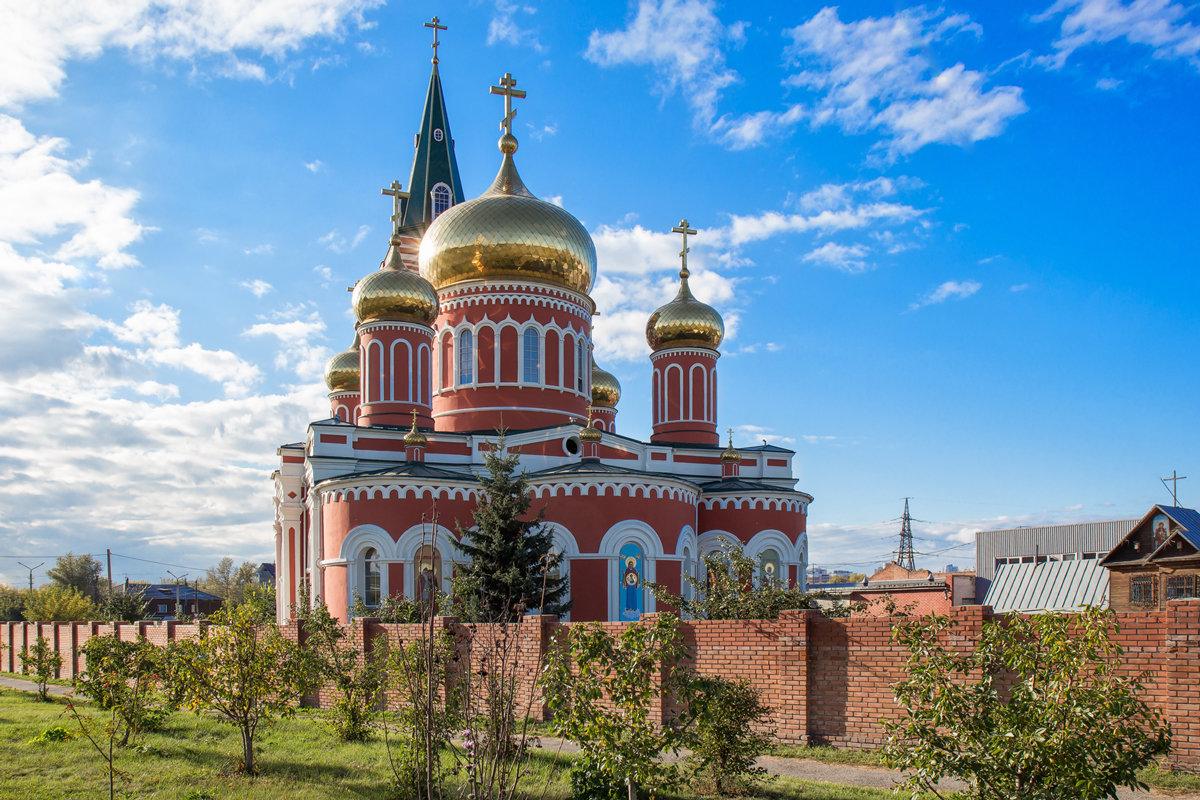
[1130,576,1157,607]
[458,330,473,385]
[522,327,540,383]
[1167,575,1199,600]
[431,183,452,218]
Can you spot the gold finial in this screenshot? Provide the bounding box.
[727,427,734,448]
[671,219,697,279]
[381,180,410,236]
[586,404,594,425]
[721,427,740,462]
[424,16,447,65]
[404,409,428,447]
[580,403,601,442]
[489,72,526,140]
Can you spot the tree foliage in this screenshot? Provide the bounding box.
[166,601,312,773]
[300,602,385,741]
[882,607,1171,800]
[650,540,817,620]
[77,635,166,745]
[687,676,774,794]
[453,435,569,622]
[19,636,63,701]
[23,585,97,621]
[199,557,259,604]
[542,614,695,800]
[0,585,25,621]
[47,552,104,599]
[100,592,149,623]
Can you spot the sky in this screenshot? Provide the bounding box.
[1,0,1198,587]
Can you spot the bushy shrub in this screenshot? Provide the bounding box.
[100,592,149,623]
[77,634,167,745]
[18,635,63,701]
[23,585,96,621]
[687,676,774,794]
[300,602,385,741]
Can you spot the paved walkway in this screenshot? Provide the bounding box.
[2,677,1194,799]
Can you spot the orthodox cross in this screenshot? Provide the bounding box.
[381,180,409,235]
[489,72,526,135]
[727,427,734,447]
[586,404,594,425]
[425,16,447,64]
[672,219,697,277]
[1162,470,1188,506]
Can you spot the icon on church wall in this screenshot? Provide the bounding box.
[1152,514,1170,548]
[619,544,643,620]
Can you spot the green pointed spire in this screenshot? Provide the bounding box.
[400,62,465,232]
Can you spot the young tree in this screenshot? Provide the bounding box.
[650,540,817,620]
[77,635,166,745]
[686,676,774,795]
[300,602,386,741]
[166,601,312,773]
[100,592,149,623]
[882,606,1171,800]
[19,636,64,701]
[23,585,97,621]
[199,557,259,604]
[453,435,569,622]
[47,552,104,600]
[542,614,695,800]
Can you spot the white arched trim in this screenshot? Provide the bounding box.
[698,529,739,556]
[417,342,431,404]
[390,337,413,401]
[599,520,664,621]
[664,363,683,422]
[541,521,581,557]
[689,363,707,422]
[365,339,384,403]
[396,523,460,601]
[745,529,801,563]
[337,525,395,613]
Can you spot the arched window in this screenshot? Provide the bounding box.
[576,339,585,392]
[458,330,473,385]
[682,546,693,602]
[618,543,644,621]
[523,327,540,383]
[431,183,452,219]
[416,545,441,609]
[363,548,381,607]
[759,548,781,587]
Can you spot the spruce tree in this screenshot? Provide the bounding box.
[453,435,570,622]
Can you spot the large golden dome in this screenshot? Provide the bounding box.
[646,268,724,351]
[353,238,439,325]
[590,358,621,408]
[324,336,360,392]
[418,136,597,294]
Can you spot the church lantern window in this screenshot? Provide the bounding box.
[618,543,643,621]
[458,330,474,385]
[431,183,452,219]
[523,327,541,383]
[363,548,381,608]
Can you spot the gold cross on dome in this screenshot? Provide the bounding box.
[381,180,409,235]
[586,404,594,425]
[489,72,526,135]
[671,218,697,277]
[727,427,734,447]
[425,16,447,64]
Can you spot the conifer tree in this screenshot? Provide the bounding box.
[453,435,570,622]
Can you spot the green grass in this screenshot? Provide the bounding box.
[0,690,907,800]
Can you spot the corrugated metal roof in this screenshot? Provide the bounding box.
[975,519,1136,583]
[1162,506,1200,550]
[983,558,1109,613]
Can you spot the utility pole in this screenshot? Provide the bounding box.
[896,498,916,572]
[166,570,188,620]
[17,561,44,597]
[106,548,113,597]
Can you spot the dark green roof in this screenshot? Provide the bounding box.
[401,64,465,231]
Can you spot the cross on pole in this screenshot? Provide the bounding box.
[424,16,447,64]
[489,72,526,135]
[671,218,697,277]
[1162,470,1188,506]
[381,180,409,235]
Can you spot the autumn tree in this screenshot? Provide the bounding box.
[48,552,104,600]
[199,557,259,604]
[453,435,569,622]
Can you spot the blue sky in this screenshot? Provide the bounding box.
[1,0,1198,585]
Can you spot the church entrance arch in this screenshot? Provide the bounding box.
[599,520,663,621]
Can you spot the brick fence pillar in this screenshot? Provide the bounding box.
[1166,599,1200,770]
[777,608,816,745]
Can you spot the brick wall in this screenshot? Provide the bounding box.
[4,601,1198,769]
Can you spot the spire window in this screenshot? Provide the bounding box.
[458,330,474,385]
[523,327,541,383]
[431,183,452,219]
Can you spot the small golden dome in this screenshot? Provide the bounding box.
[720,429,740,463]
[590,359,621,408]
[353,238,439,325]
[580,406,602,443]
[418,137,597,294]
[646,268,724,351]
[404,411,427,448]
[324,336,360,392]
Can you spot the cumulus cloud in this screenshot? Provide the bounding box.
[304,159,325,172]
[488,0,544,52]
[586,0,742,128]
[803,242,870,273]
[244,307,331,381]
[240,279,273,297]
[1035,0,1200,70]
[782,7,1027,157]
[909,279,982,310]
[318,224,371,253]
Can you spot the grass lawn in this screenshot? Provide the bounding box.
[0,690,902,800]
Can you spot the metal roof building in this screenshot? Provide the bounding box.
[983,557,1109,613]
[975,519,1136,600]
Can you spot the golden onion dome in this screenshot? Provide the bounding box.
[353,237,439,325]
[590,359,621,408]
[580,423,602,443]
[646,267,724,351]
[403,412,428,448]
[324,336,360,392]
[418,135,597,294]
[720,429,740,463]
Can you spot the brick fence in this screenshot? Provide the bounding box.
[4,601,1197,770]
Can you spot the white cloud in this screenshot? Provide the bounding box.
[243,242,273,255]
[0,0,384,110]
[1036,0,1200,70]
[586,0,741,128]
[783,7,1027,157]
[244,307,331,382]
[318,224,371,253]
[1095,76,1123,89]
[803,242,870,273]
[735,424,796,446]
[240,279,273,297]
[910,279,982,310]
[488,0,544,52]
[1010,283,1030,292]
[527,123,557,141]
[304,159,325,172]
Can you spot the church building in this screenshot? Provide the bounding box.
[273,26,812,623]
